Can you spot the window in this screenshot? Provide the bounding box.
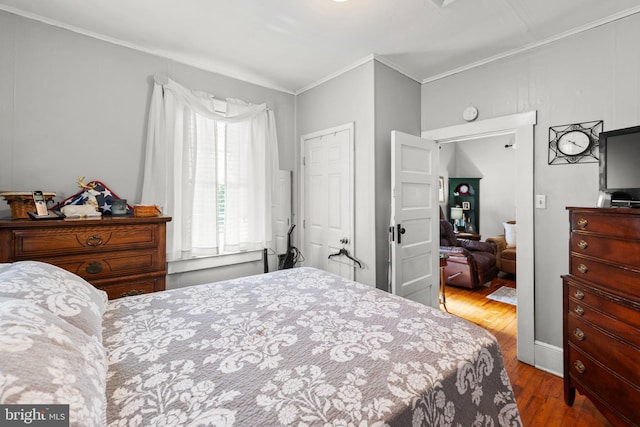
[189,101,227,254]
[141,77,279,263]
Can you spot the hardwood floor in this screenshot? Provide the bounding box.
[442,275,613,427]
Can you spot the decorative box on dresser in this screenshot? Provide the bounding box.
[563,207,640,426]
[0,216,171,299]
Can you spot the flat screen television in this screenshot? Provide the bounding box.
[598,125,640,206]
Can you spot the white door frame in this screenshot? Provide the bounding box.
[299,122,355,276]
[422,111,537,366]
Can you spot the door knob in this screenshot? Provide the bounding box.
[340,237,349,244]
[397,224,406,244]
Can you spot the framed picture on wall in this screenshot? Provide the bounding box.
[462,201,471,210]
[439,176,445,203]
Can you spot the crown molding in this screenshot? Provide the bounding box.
[0,5,296,95]
[294,54,375,95]
[3,4,639,93]
[422,6,640,84]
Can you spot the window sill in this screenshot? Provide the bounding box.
[167,250,263,274]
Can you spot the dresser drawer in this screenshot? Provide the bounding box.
[568,285,640,341]
[11,224,160,258]
[38,248,162,281]
[568,313,640,385]
[571,211,640,239]
[570,233,640,269]
[568,344,640,425]
[96,275,164,300]
[570,254,640,301]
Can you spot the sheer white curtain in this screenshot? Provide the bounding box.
[141,77,279,261]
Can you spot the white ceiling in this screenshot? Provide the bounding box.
[1,0,640,94]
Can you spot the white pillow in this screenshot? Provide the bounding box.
[503,222,516,248]
[0,297,107,427]
[0,261,107,341]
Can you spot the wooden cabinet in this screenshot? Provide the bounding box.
[563,207,640,426]
[448,178,480,233]
[0,216,171,299]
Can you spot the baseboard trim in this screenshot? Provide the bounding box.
[534,340,563,377]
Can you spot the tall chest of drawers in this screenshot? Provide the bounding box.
[0,216,171,299]
[563,207,640,426]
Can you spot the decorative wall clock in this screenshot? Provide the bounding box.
[455,183,470,195]
[548,120,603,165]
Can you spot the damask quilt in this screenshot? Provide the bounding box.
[103,267,522,426]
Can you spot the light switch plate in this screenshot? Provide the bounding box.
[535,194,546,209]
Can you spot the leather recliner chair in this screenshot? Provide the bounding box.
[440,218,498,289]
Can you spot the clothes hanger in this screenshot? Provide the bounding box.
[328,247,363,268]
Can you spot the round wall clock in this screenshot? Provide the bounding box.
[557,130,591,156]
[455,183,470,195]
[463,106,478,122]
[548,120,603,165]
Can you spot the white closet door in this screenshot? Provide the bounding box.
[302,124,354,280]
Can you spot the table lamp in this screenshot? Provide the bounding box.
[450,207,464,232]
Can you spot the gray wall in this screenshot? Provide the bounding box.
[373,61,421,288]
[422,12,640,348]
[296,61,376,286]
[0,11,296,286]
[295,60,420,288]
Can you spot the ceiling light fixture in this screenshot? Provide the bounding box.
[431,0,459,7]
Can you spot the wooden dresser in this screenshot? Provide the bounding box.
[563,207,640,426]
[0,216,171,299]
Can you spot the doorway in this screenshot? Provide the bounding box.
[423,111,536,365]
[440,134,517,238]
[300,123,355,280]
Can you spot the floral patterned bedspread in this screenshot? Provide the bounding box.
[103,267,521,426]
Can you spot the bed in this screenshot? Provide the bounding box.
[1,261,522,426]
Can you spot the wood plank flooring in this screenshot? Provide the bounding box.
[442,275,613,427]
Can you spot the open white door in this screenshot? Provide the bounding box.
[390,131,439,307]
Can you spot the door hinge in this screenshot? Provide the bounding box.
[302,156,306,166]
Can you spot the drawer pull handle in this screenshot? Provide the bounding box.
[573,328,585,341]
[86,235,103,247]
[574,306,585,316]
[574,360,586,374]
[577,218,588,229]
[120,290,146,297]
[85,262,103,274]
[577,264,588,274]
[577,240,588,250]
[574,290,584,300]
